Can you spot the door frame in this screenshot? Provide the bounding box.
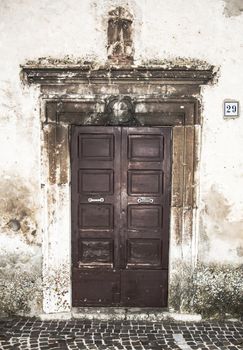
[40,98,200,313]
[22,64,214,314]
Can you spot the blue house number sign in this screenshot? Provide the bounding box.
[224,101,239,117]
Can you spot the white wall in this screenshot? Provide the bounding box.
[0,0,242,315]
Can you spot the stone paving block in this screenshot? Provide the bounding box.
[0,318,242,350]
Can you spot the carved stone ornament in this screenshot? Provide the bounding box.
[107,7,134,64]
[105,96,138,125]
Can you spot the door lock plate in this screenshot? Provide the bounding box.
[88,197,105,203]
[137,197,154,204]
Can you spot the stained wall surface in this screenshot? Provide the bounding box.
[0,0,242,317]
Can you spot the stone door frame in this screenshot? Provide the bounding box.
[23,65,214,315]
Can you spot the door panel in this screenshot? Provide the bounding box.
[128,170,163,195]
[121,270,168,307]
[79,204,114,229]
[79,239,113,265]
[128,205,162,229]
[126,239,162,266]
[79,169,114,194]
[72,270,120,306]
[71,126,171,307]
[79,134,114,160]
[128,134,164,161]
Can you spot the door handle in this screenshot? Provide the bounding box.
[88,197,105,203]
[137,197,154,204]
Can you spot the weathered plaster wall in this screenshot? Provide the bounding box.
[224,0,243,16]
[0,0,242,317]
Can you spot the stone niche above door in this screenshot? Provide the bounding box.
[22,64,215,314]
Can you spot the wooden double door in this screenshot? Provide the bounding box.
[71,126,171,307]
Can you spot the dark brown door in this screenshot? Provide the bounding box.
[71,126,171,307]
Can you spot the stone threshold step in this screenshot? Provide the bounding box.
[40,308,202,322]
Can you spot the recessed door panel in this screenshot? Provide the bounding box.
[128,170,163,195]
[121,270,168,307]
[78,239,113,265]
[127,239,162,266]
[79,170,114,194]
[79,204,113,229]
[128,135,164,161]
[72,126,171,307]
[72,269,120,306]
[128,205,162,229]
[79,134,114,160]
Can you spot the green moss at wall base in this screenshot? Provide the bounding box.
[0,253,42,316]
[169,262,243,319]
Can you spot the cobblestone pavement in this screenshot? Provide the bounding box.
[0,318,242,350]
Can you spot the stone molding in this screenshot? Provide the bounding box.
[22,65,215,85]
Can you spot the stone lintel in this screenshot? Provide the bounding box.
[22,65,215,85]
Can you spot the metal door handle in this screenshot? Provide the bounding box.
[88,197,105,203]
[137,197,154,204]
